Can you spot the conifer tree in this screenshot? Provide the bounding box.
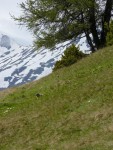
[14,0,113,52]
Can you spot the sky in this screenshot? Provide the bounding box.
[0,0,33,45]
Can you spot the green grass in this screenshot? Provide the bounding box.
[1,46,113,149]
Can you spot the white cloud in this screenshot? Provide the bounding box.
[0,0,33,45]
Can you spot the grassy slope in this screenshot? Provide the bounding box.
[0,46,113,150]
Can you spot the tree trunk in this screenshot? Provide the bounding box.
[100,0,113,45]
[81,10,96,52]
[85,31,95,52]
[89,1,100,49]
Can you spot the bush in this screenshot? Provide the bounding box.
[53,44,86,71]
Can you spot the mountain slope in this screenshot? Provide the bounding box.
[0,45,113,149]
[0,33,89,90]
[0,34,64,90]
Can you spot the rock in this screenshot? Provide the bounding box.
[0,35,11,49]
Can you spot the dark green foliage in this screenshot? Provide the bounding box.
[106,20,113,46]
[53,44,86,71]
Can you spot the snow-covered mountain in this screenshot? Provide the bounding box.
[0,33,89,90]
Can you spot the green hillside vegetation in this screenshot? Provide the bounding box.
[1,46,113,149]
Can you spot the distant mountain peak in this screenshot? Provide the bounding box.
[0,35,11,49]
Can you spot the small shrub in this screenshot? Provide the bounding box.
[53,44,86,71]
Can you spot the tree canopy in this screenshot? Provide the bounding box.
[14,0,113,52]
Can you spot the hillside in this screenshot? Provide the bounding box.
[0,45,113,150]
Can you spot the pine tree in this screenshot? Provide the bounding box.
[14,0,113,52]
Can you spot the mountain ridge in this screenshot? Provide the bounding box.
[0,33,89,90]
[0,34,65,90]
